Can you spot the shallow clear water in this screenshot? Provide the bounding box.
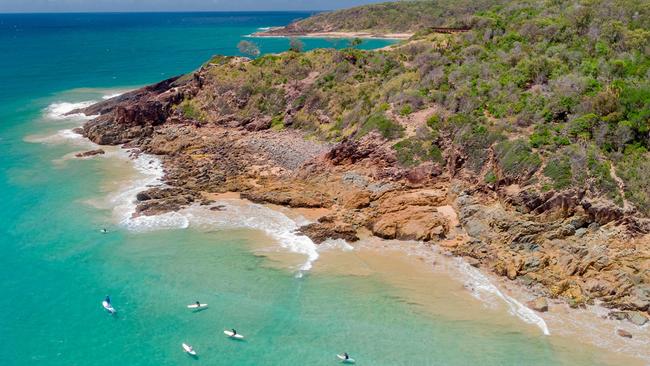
[0,12,640,366]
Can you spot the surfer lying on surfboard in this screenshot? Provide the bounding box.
[337,352,355,363]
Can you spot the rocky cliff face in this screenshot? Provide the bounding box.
[74,55,649,323]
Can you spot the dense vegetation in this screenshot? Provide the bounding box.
[184,0,650,214]
[283,0,500,33]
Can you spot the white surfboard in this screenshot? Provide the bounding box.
[224,330,244,339]
[337,354,355,363]
[182,343,197,356]
[187,303,208,309]
[102,300,116,314]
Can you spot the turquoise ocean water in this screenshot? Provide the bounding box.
[0,12,639,366]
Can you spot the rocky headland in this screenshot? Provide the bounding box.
[72,0,650,329]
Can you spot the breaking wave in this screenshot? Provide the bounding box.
[44,101,96,120]
[456,258,550,335]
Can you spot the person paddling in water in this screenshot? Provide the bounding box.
[101,228,108,234]
[104,295,111,305]
[195,301,201,307]
[343,352,350,360]
[231,329,237,336]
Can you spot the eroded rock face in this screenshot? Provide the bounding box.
[371,206,448,241]
[241,186,332,208]
[77,76,187,145]
[453,189,650,314]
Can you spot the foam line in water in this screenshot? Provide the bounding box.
[457,258,550,335]
[102,93,124,100]
[109,152,189,232]
[26,128,89,145]
[182,202,319,274]
[45,101,97,120]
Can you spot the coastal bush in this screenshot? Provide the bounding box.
[586,148,621,202]
[494,139,541,182]
[237,40,260,58]
[392,135,443,167]
[289,38,304,53]
[270,115,285,131]
[287,0,499,33]
[484,170,497,184]
[448,114,504,172]
[185,0,649,207]
[359,112,404,139]
[617,145,650,214]
[178,99,205,122]
[543,156,573,190]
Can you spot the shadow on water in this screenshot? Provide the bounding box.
[226,336,246,342]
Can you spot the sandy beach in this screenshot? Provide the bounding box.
[177,192,650,365]
[251,29,413,40]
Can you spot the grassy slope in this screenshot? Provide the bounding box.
[185,0,650,214]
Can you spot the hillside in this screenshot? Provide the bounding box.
[78,0,650,321]
[229,0,647,216]
[259,0,498,35]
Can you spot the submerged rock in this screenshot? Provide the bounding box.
[296,221,359,244]
[75,149,105,158]
[527,297,549,312]
[617,329,632,338]
[627,312,648,326]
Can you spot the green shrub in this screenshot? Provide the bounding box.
[271,115,285,131]
[587,149,620,202]
[392,137,443,167]
[359,112,404,139]
[617,145,650,214]
[530,126,552,147]
[484,170,497,184]
[178,99,205,121]
[426,114,441,130]
[399,105,413,116]
[568,113,599,139]
[450,116,504,172]
[543,156,573,190]
[494,139,542,181]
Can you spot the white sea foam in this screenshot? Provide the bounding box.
[26,100,97,145]
[44,101,96,120]
[102,93,123,100]
[456,258,550,335]
[182,202,319,274]
[26,128,83,144]
[38,97,318,272]
[97,147,321,272]
[318,238,354,251]
[108,152,189,232]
